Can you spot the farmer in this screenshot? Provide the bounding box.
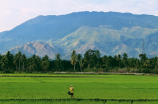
[69,85,74,98]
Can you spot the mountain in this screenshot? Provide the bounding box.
[1,11,158,59]
[9,41,59,59]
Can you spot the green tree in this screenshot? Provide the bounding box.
[84,49,91,69]
[55,53,62,71]
[139,54,147,72]
[91,50,101,68]
[80,58,85,72]
[13,54,18,71]
[139,54,147,62]
[102,55,108,65]
[144,59,151,72]
[84,49,98,70]
[154,57,158,73]
[122,53,128,69]
[17,52,22,72]
[21,54,27,72]
[35,55,41,72]
[108,56,113,68]
[5,51,14,70]
[0,54,3,71]
[42,55,49,72]
[28,54,37,72]
[71,50,77,71]
[77,54,82,72]
[14,51,22,72]
[0,55,7,71]
[117,54,122,69]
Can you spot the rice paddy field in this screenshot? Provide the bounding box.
[0,73,158,104]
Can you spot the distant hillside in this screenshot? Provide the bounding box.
[51,26,158,58]
[1,11,158,59]
[9,42,59,59]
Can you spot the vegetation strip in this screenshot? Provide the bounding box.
[1,49,158,74]
[0,75,107,78]
[1,99,158,101]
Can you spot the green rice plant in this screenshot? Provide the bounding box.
[1,100,158,104]
[133,101,158,104]
[0,74,158,100]
[0,100,104,104]
[106,101,131,104]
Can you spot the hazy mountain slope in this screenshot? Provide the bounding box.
[9,42,59,59]
[2,11,158,41]
[145,32,158,57]
[51,26,158,59]
[1,11,158,58]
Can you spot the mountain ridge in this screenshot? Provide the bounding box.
[1,11,158,59]
[9,41,59,59]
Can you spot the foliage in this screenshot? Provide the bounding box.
[71,50,77,71]
[55,53,62,71]
[0,49,158,73]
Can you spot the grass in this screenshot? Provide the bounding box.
[0,74,158,103]
[0,100,158,104]
[0,100,105,104]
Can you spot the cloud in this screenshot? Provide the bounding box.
[0,0,158,32]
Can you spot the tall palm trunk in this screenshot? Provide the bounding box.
[19,59,20,72]
[16,64,18,72]
[23,62,25,72]
[30,65,32,72]
[119,61,121,69]
[79,62,82,72]
[74,64,75,71]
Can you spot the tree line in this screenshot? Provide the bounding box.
[0,49,158,73]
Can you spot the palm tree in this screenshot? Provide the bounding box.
[30,54,38,72]
[27,58,34,72]
[139,54,147,62]
[13,54,19,71]
[95,50,101,66]
[21,54,27,72]
[17,51,22,72]
[5,51,14,70]
[35,55,41,72]
[146,60,151,72]
[13,52,22,72]
[71,50,77,71]
[135,59,140,69]
[84,49,91,69]
[80,58,84,72]
[77,54,82,71]
[154,57,158,73]
[122,53,128,69]
[117,54,122,69]
[91,53,97,68]
[108,56,113,68]
[42,55,49,72]
[55,53,62,71]
[0,54,3,71]
[71,54,77,71]
[71,50,76,57]
[0,56,7,71]
[102,55,108,68]
[27,54,37,72]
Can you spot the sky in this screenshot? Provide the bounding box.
[1,0,158,32]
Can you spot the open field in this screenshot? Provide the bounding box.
[0,74,158,103]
